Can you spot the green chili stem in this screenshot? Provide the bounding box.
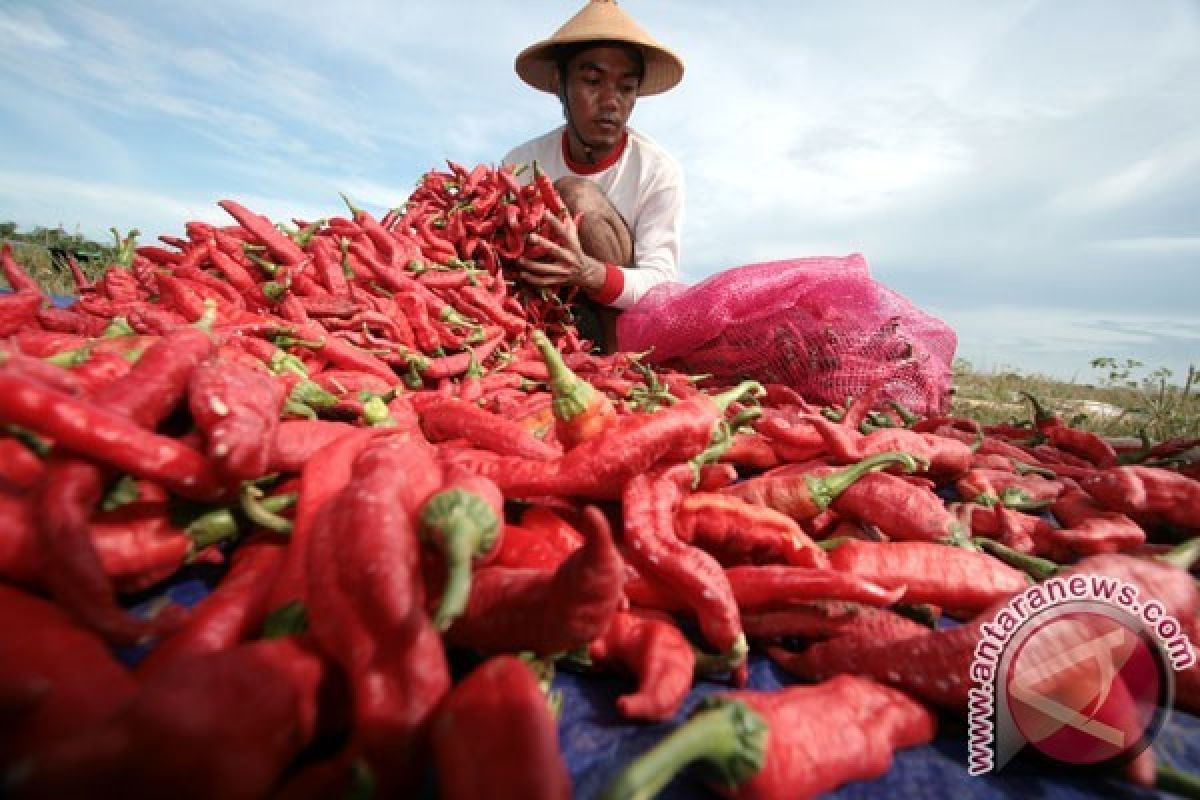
[532,330,593,423]
[1013,460,1057,478]
[692,634,749,677]
[975,538,1059,581]
[262,600,309,638]
[806,450,921,510]
[709,380,766,414]
[239,487,296,535]
[599,699,767,800]
[186,508,240,551]
[1157,537,1200,572]
[422,490,500,632]
[1157,762,1200,799]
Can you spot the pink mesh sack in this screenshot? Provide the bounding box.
[616,254,957,415]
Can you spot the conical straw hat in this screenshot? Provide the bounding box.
[515,0,684,97]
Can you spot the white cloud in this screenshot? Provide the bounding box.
[0,7,66,50]
[1090,237,1200,254]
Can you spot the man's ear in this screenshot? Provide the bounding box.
[550,68,562,95]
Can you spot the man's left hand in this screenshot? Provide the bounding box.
[518,211,606,292]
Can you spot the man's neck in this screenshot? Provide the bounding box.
[566,129,615,165]
[561,128,628,175]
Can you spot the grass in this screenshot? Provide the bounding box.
[1,221,117,296]
[950,358,1199,442]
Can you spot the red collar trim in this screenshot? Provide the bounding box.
[562,129,627,175]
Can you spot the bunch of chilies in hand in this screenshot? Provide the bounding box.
[1,161,1198,800]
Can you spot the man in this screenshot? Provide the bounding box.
[503,0,685,351]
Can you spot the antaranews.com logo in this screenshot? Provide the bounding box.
[967,573,1195,775]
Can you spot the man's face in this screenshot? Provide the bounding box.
[561,45,641,153]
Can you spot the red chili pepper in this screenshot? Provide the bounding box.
[519,505,587,555]
[154,272,210,322]
[412,329,506,380]
[0,290,41,337]
[0,242,43,295]
[0,371,228,501]
[444,505,622,656]
[555,382,763,500]
[722,451,918,522]
[9,637,324,799]
[531,161,567,217]
[0,434,45,492]
[267,419,356,473]
[218,198,307,267]
[419,397,560,461]
[419,467,505,631]
[188,356,284,480]
[36,305,106,335]
[0,584,137,770]
[264,428,387,623]
[720,432,783,470]
[493,522,571,570]
[64,253,94,293]
[136,537,286,680]
[171,265,246,310]
[955,467,1067,509]
[533,330,618,447]
[1079,465,1200,529]
[304,435,450,798]
[600,674,936,800]
[806,413,974,478]
[90,505,196,595]
[726,564,904,610]
[1022,391,1119,467]
[825,538,1028,612]
[292,320,396,384]
[1047,486,1146,557]
[743,601,925,642]
[952,502,1046,556]
[205,242,267,305]
[587,609,695,722]
[675,492,828,568]
[431,654,571,800]
[832,470,968,543]
[622,469,746,665]
[767,606,981,712]
[66,350,135,396]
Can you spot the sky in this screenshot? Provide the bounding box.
[1,1,1197,383]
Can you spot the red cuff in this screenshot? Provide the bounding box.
[587,262,625,306]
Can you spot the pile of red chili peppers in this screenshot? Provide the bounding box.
[1,161,1199,799]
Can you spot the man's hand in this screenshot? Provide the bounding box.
[518,211,607,293]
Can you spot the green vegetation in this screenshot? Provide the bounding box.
[0,221,119,295]
[951,357,1198,442]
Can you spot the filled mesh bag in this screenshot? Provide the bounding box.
[616,254,956,414]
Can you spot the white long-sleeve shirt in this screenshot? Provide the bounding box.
[502,126,683,310]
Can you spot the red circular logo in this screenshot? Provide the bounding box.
[1004,610,1166,766]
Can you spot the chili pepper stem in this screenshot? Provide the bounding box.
[692,634,750,677]
[422,490,501,631]
[532,330,593,422]
[807,450,921,510]
[599,699,767,800]
[1157,537,1200,572]
[239,486,296,535]
[1158,762,1200,799]
[710,380,766,413]
[186,509,241,551]
[975,538,1059,581]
